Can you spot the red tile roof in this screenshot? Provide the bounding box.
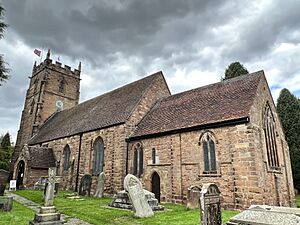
[29,72,164,144]
[131,71,264,139]
[29,147,56,169]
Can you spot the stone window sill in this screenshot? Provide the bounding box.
[198,173,221,178]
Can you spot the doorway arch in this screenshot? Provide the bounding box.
[16,160,25,189]
[151,172,161,203]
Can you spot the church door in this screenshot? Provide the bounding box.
[16,160,25,189]
[151,172,161,203]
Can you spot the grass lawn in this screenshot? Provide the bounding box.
[0,201,34,225]
[296,195,300,208]
[15,190,238,225]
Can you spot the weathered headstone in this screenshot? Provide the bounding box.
[30,167,64,225]
[0,196,13,212]
[186,185,201,209]
[94,172,105,198]
[200,183,221,225]
[124,174,154,218]
[0,169,9,196]
[79,174,92,196]
[227,205,300,225]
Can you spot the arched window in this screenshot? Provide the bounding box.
[264,104,279,169]
[152,148,156,164]
[200,132,217,173]
[133,143,143,177]
[93,137,105,174]
[63,145,71,171]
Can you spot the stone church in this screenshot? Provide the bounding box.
[12,50,295,209]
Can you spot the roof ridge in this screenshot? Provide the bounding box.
[161,70,264,102]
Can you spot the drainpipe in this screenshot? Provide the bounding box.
[125,139,129,175]
[75,133,83,192]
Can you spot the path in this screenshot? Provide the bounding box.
[7,192,92,225]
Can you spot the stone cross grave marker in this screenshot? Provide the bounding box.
[44,167,61,207]
[94,172,105,198]
[200,183,221,225]
[124,174,154,218]
[187,185,201,209]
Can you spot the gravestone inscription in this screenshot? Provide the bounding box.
[200,183,221,225]
[124,174,154,218]
[79,174,92,196]
[187,185,201,209]
[94,172,105,198]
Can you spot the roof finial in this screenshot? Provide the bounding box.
[46,49,51,59]
[78,61,81,71]
[33,61,37,69]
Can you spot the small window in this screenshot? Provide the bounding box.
[152,148,156,164]
[58,77,66,94]
[93,137,105,174]
[133,143,143,177]
[201,132,217,173]
[63,145,71,171]
[264,104,279,169]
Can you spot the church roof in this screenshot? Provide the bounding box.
[130,71,264,139]
[29,147,56,169]
[29,72,164,144]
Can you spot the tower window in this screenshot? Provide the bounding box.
[200,132,217,173]
[58,77,66,94]
[133,143,143,177]
[264,104,279,169]
[93,137,105,174]
[63,145,71,171]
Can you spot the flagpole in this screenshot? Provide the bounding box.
[40,46,44,63]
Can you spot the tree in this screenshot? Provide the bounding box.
[277,88,300,189]
[223,62,249,80]
[0,132,13,171]
[0,5,9,86]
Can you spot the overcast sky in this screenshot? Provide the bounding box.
[1,0,300,143]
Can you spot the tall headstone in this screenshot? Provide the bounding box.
[79,174,92,196]
[124,174,154,218]
[94,172,105,198]
[44,168,61,207]
[0,169,9,196]
[30,167,64,225]
[200,183,221,225]
[187,185,201,209]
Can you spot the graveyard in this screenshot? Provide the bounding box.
[0,189,237,225]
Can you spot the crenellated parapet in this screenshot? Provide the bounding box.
[32,49,81,78]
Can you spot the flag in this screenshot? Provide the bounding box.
[34,49,41,57]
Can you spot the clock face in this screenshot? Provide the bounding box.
[56,100,64,109]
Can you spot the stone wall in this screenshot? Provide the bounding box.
[126,77,295,210]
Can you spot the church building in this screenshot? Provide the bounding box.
[12,51,295,210]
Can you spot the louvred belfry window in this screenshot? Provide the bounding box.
[264,104,279,169]
[201,133,217,173]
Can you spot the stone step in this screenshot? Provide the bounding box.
[40,206,56,214]
[34,213,61,222]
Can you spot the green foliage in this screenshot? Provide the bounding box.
[223,62,249,80]
[16,190,238,225]
[0,5,9,86]
[0,132,14,171]
[277,88,300,189]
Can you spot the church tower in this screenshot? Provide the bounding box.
[12,50,81,163]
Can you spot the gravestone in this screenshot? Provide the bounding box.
[227,205,300,225]
[124,174,154,218]
[79,174,92,196]
[0,169,9,196]
[94,172,105,198]
[186,185,201,209]
[200,183,221,225]
[0,196,13,212]
[30,167,64,225]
